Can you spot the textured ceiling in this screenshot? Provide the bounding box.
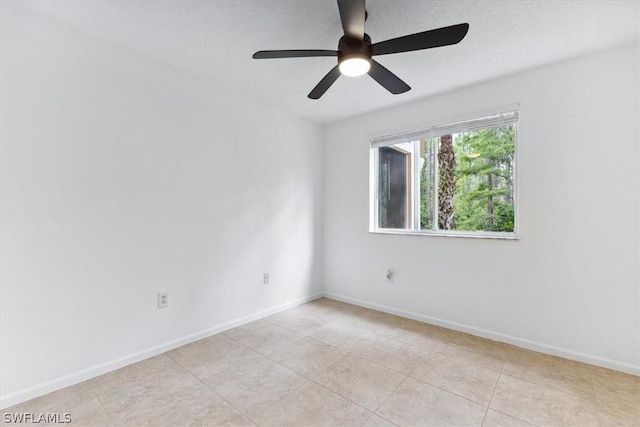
[12,0,640,124]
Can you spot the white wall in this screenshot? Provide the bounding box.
[0,4,323,407]
[323,43,640,373]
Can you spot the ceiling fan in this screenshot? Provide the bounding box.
[252,0,469,99]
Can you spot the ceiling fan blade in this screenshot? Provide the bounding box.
[371,23,469,56]
[337,0,366,40]
[308,66,341,99]
[253,50,338,59]
[368,60,411,94]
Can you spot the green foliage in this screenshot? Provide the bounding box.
[419,139,436,230]
[419,126,515,233]
[453,127,515,232]
[419,158,430,229]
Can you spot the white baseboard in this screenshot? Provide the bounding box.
[0,292,323,410]
[323,292,640,376]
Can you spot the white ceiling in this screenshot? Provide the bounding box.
[14,0,640,124]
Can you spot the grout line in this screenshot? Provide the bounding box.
[216,331,316,421]
[498,370,596,401]
[368,375,407,422]
[303,376,365,411]
[481,357,504,426]
[405,374,491,409]
[164,352,259,427]
[300,361,393,416]
[587,368,599,406]
[219,313,389,422]
[359,412,375,427]
[86,380,115,426]
[299,378,374,418]
[485,408,536,426]
[10,298,608,426]
[74,300,619,426]
[324,293,640,376]
[361,412,401,427]
[245,377,311,423]
[586,368,604,426]
[233,305,409,418]
[229,300,503,421]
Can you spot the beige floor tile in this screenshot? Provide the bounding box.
[304,300,369,326]
[376,377,487,427]
[253,382,370,426]
[321,307,370,325]
[440,334,507,371]
[381,317,453,349]
[490,374,599,426]
[334,308,410,341]
[167,333,246,372]
[597,402,640,427]
[223,319,270,340]
[10,300,636,427]
[269,336,348,377]
[502,346,594,399]
[1,382,110,426]
[265,306,327,334]
[89,354,253,426]
[362,413,399,427]
[106,381,252,426]
[363,316,452,355]
[482,409,532,426]
[189,344,307,419]
[311,355,405,411]
[170,340,259,385]
[354,337,425,375]
[410,350,500,405]
[308,298,363,314]
[353,307,401,324]
[90,355,196,412]
[232,322,304,357]
[590,367,640,427]
[308,321,378,353]
[335,315,402,342]
[591,366,640,411]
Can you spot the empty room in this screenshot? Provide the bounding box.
[1,0,639,426]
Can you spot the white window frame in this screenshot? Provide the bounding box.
[369,109,519,240]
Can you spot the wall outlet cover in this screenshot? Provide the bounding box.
[158,292,168,308]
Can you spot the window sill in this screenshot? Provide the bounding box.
[370,229,519,240]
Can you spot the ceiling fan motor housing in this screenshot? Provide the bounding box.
[338,33,372,64]
[252,0,468,98]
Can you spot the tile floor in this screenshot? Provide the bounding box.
[2,298,639,426]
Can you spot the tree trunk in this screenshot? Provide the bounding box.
[487,173,494,229]
[505,160,513,204]
[421,138,436,229]
[438,134,456,230]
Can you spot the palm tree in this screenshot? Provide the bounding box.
[438,134,456,229]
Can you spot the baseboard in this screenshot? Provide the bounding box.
[323,292,640,376]
[0,292,323,410]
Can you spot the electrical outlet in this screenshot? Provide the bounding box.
[263,273,270,284]
[386,269,394,283]
[158,292,168,308]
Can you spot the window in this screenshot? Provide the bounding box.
[370,110,518,238]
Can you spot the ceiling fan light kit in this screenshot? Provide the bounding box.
[339,56,370,77]
[337,33,372,77]
[253,0,469,99]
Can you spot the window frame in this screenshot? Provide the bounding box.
[369,108,519,240]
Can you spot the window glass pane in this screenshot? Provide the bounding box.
[372,112,517,237]
[419,138,437,230]
[451,125,516,232]
[378,143,412,229]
